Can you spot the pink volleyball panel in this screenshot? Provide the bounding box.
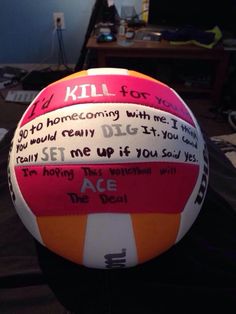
[20,75,194,127]
[15,162,199,216]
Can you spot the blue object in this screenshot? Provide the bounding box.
[96,33,116,43]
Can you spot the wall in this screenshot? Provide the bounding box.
[0,0,96,67]
[0,0,142,68]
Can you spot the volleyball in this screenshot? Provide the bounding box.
[8,68,209,269]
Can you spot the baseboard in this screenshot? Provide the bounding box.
[0,63,75,72]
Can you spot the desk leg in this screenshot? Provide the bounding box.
[212,52,230,108]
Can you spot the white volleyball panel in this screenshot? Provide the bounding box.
[83,213,138,269]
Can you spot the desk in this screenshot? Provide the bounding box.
[86,36,230,107]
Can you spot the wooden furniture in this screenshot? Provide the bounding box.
[86,35,230,107]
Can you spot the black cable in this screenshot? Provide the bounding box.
[59,28,67,65]
[56,26,65,67]
[56,23,71,70]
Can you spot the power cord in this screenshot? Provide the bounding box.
[56,17,71,71]
[7,19,72,90]
[8,27,59,88]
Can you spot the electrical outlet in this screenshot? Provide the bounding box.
[53,12,65,29]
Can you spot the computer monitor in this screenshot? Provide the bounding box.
[147,0,235,32]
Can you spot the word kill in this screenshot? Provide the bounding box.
[64,83,115,101]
